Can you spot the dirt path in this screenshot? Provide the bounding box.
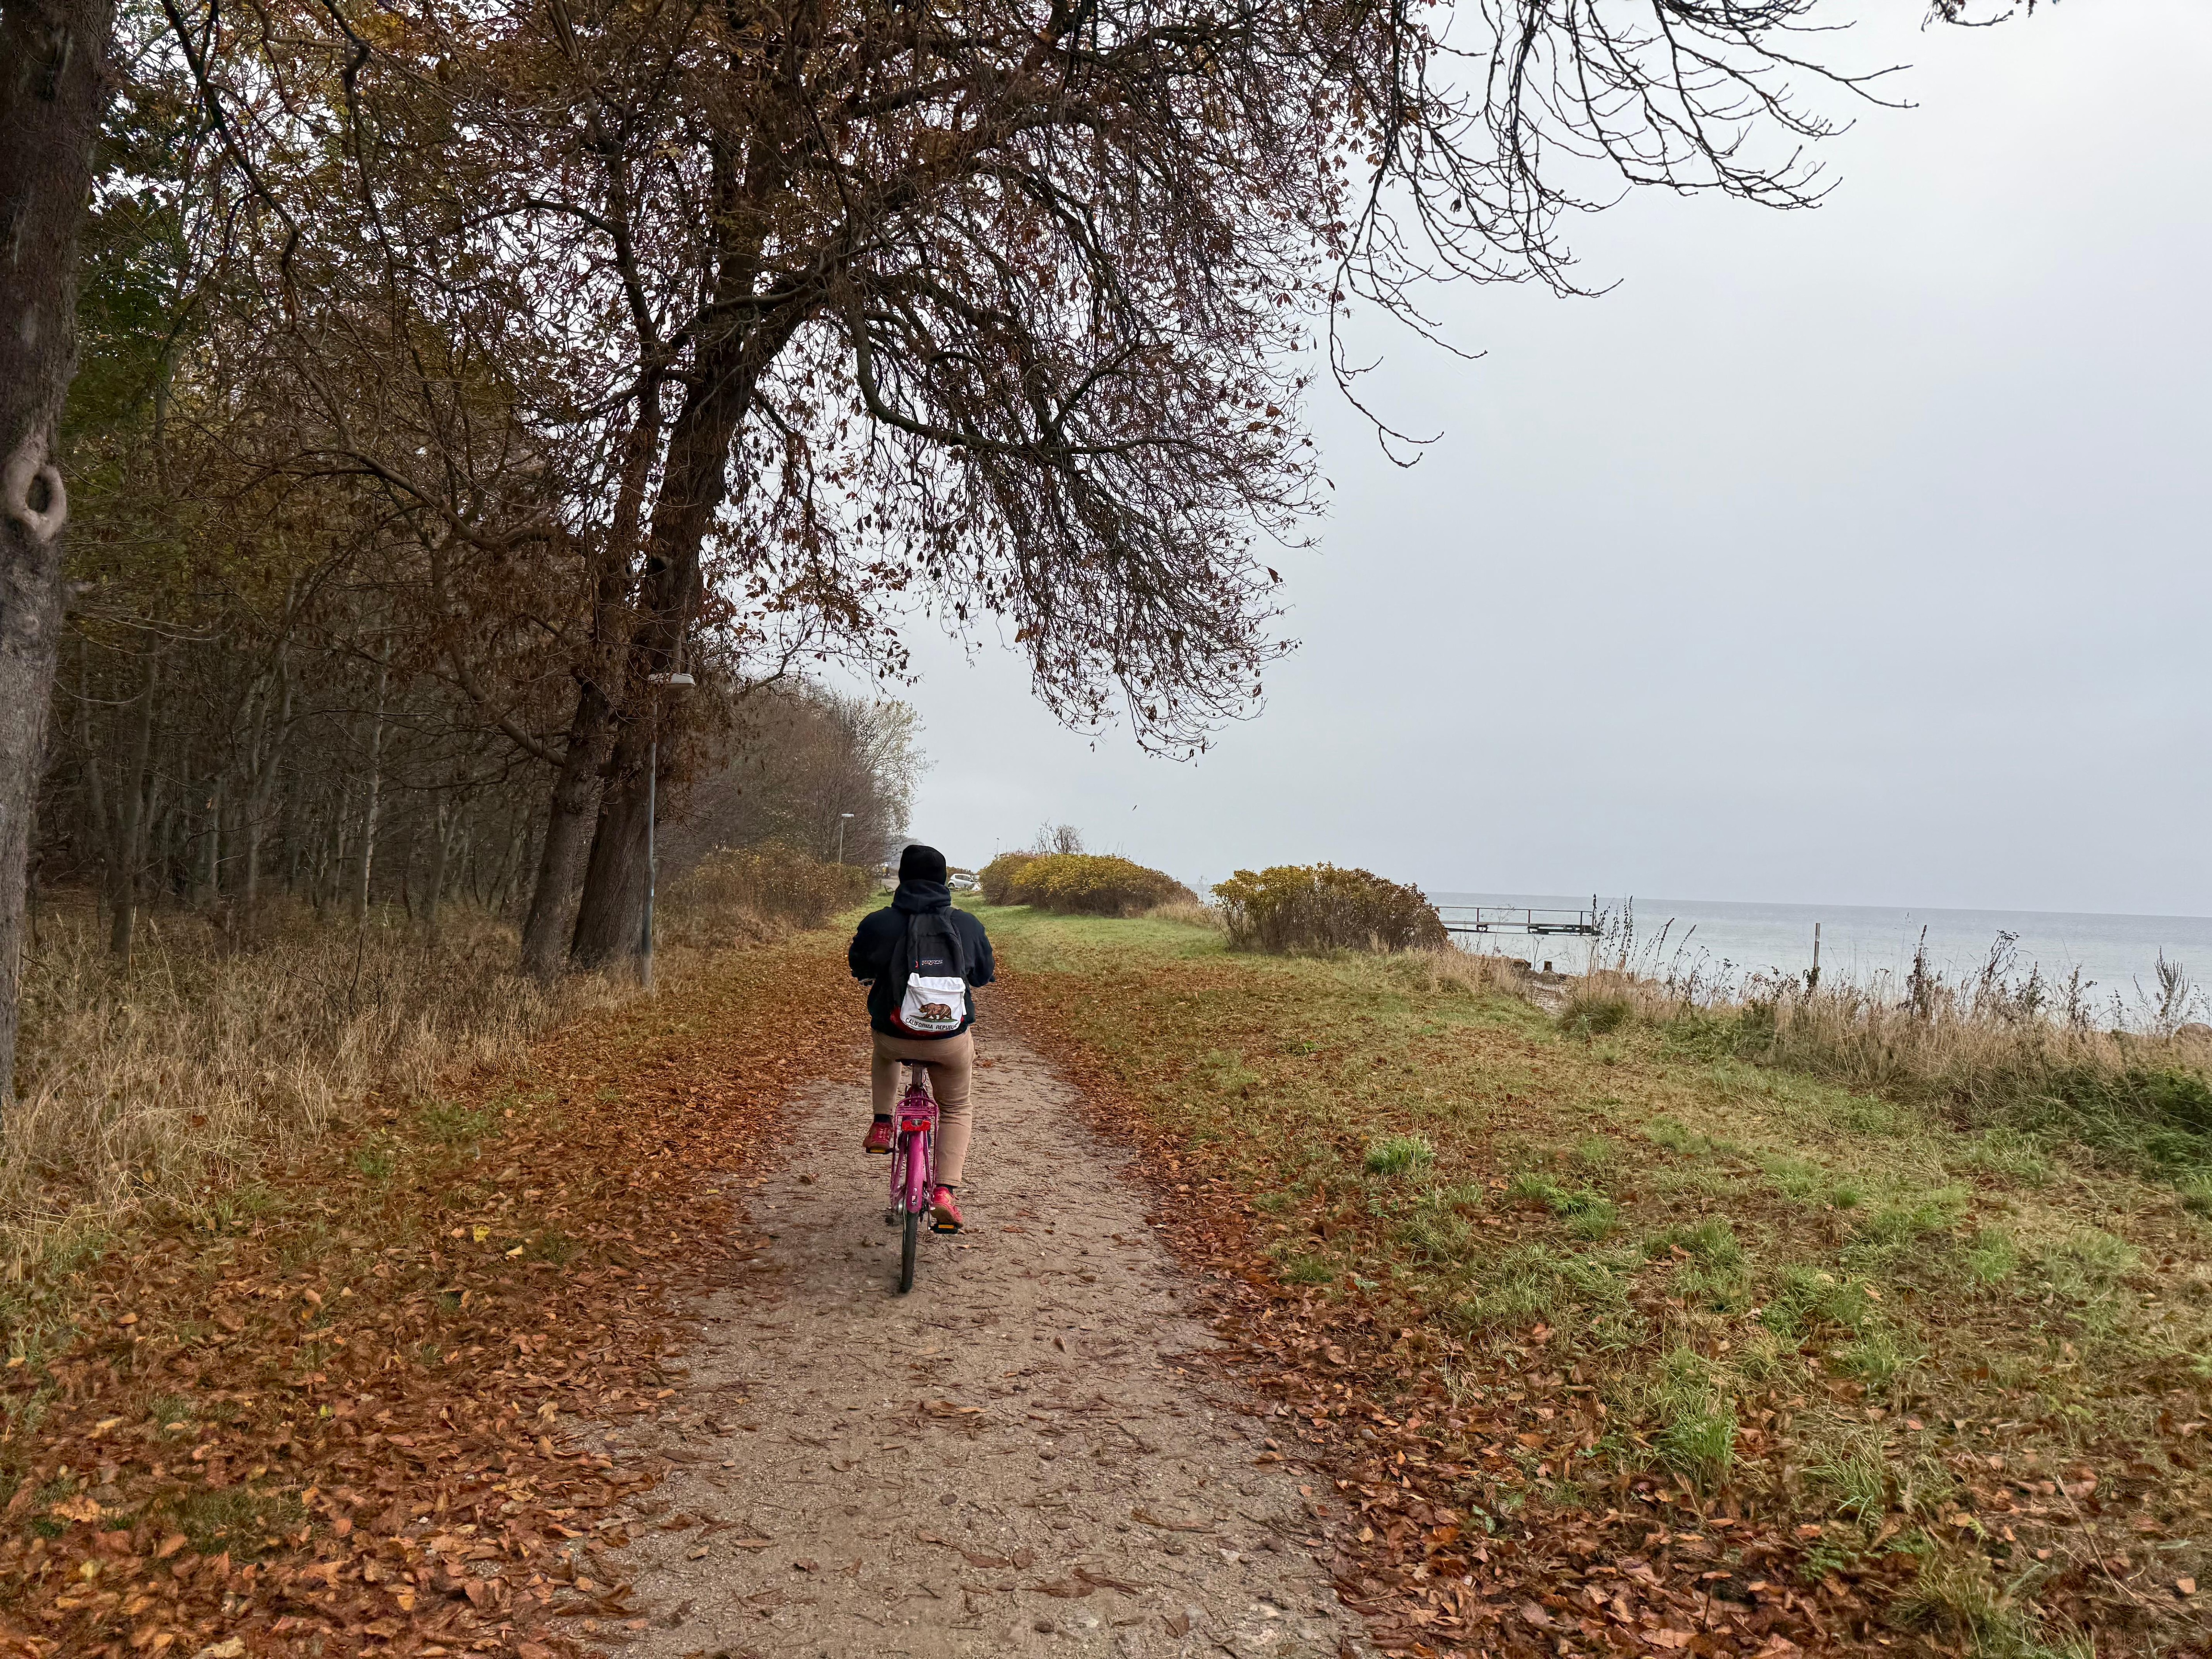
[578,1034,1373,1659]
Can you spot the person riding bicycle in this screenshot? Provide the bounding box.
[849,844,995,1233]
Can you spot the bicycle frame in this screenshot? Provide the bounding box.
[892,1080,938,1208]
[888,1077,937,1293]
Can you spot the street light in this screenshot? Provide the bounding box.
[836,811,855,865]
[641,669,695,991]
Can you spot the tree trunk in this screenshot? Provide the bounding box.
[520,394,657,977]
[570,729,653,971]
[570,337,765,969]
[79,645,104,914]
[107,655,157,962]
[396,806,418,920]
[423,798,451,947]
[195,773,220,907]
[0,0,115,1102]
[520,678,614,975]
[352,653,389,924]
[242,663,289,916]
[320,780,351,914]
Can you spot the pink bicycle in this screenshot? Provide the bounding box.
[887,1071,940,1294]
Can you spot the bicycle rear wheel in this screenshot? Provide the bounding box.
[899,1206,919,1294]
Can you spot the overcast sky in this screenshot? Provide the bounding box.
[841,0,2212,917]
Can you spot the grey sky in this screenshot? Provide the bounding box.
[844,1,2212,915]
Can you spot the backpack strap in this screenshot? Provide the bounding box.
[938,907,970,983]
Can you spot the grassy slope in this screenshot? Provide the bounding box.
[975,903,2212,1659]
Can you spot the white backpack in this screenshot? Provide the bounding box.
[892,907,969,1036]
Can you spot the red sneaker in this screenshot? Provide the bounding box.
[862,1118,895,1155]
[929,1186,964,1234]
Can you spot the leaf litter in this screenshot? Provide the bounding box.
[0,938,856,1658]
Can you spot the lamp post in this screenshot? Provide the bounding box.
[641,670,695,991]
[836,811,855,865]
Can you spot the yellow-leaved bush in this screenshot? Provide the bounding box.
[977,850,1042,905]
[1212,864,1447,953]
[990,853,1192,917]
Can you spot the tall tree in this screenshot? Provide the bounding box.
[252,0,1917,973]
[0,0,2045,1093]
[2,0,118,1102]
[354,0,1964,973]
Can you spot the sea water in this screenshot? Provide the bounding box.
[1430,891,2212,1019]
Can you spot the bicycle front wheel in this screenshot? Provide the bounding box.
[899,1206,919,1294]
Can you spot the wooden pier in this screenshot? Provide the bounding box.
[1438,900,1600,938]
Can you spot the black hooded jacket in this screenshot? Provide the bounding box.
[848,879,996,1037]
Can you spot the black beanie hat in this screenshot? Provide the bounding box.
[899,844,948,883]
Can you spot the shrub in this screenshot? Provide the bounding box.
[1002,853,1193,917]
[977,850,1041,906]
[660,845,870,939]
[1212,864,1447,954]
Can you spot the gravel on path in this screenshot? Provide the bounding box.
[584,1033,1375,1659]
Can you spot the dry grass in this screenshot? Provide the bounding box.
[1552,961,2212,1185]
[1144,898,1226,930]
[4,852,864,1284]
[4,899,607,1278]
[1407,943,1534,998]
[657,843,871,944]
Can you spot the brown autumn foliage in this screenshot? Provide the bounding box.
[8,0,1930,1063]
[0,935,859,1658]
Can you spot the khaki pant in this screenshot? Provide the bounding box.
[872,1028,975,1185]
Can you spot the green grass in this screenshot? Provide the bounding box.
[1504,1170,1617,1238]
[352,1139,398,1180]
[2180,1172,2212,1216]
[973,903,2212,1655]
[160,1485,307,1561]
[1453,1240,1640,1345]
[1557,993,1633,1038]
[1276,1251,1338,1285]
[1964,1229,2021,1285]
[1650,1347,1736,1492]
[1805,1427,1891,1521]
[419,1098,499,1142]
[1365,1133,1435,1176]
